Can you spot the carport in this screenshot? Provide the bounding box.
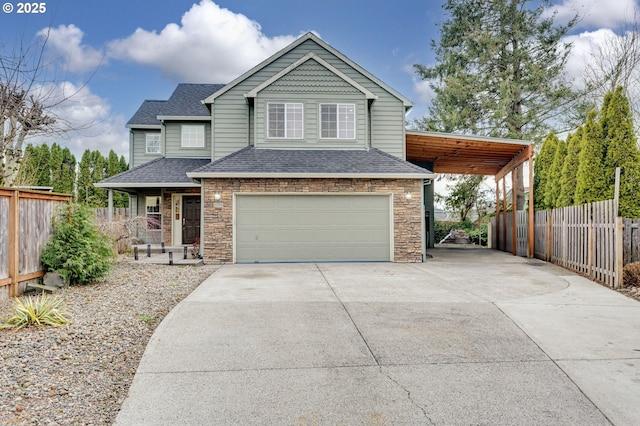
[405,130,535,256]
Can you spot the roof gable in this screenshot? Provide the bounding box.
[205,32,411,107]
[244,53,376,99]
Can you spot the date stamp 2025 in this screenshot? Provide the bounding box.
[3,2,47,14]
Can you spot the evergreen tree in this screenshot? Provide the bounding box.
[557,127,583,207]
[58,147,76,195]
[544,136,567,208]
[575,110,607,204]
[602,87,640,217]
[414,0,579,212]
[49,143,64,191]
[92,151,107,207]
[106,149,128,208]
[533,133,559,210]
[16,143,51,187]
[77,149,97,205]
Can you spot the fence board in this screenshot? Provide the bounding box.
[0,188,71,299]
[534,199,620,287]
[623,219,640,264]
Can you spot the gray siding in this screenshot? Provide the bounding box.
[164,121,212,158]
[212,38,407,160]
[254,95,367,150]
[131,130,162,168]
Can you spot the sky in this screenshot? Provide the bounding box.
[1,0,639,162]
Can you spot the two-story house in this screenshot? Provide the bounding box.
[97,32,435,263]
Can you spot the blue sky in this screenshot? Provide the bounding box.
[1,0,638,161]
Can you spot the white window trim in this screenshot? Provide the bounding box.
[319,103,356,140]
[267,102,304,139]
[145,196,162,230]
[181,124,205,148]
[145,133,161,154]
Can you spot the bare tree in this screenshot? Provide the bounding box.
[0,30,96,186]
[582,16,640,136]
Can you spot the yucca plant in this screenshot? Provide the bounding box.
[0,293,72,330]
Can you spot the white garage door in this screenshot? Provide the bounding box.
[235,194,391,263]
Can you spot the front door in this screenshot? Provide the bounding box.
[182,196,201,245]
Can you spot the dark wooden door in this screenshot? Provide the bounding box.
[182,196,201,245]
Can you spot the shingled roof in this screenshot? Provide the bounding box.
[95,157,210,189]
[126,83,225,127]
[158,83,224,118]
[188,147,433,179]
[126,100,166,127]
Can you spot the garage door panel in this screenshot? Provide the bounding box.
[235,194,391,263]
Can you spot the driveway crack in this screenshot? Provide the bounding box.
[315,264,379,365]
[381,367,435,425]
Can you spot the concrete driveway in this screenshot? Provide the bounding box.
[115,248,640,425]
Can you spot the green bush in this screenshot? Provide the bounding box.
[41,203,115,285]
[434,220,488,246]
[0,293,71,329]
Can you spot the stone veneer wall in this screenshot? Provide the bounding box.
[162,187,201,246]
[201,178,424,263]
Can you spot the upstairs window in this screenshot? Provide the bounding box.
[181,125,205,148]
[320,103,356,139]
[267,103,303,139]
[146,133,161,154]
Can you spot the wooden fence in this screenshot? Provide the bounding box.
[623,219,640,264]
[491,210,528,256]
[534,199,624,288]
[0,188,71,299]
[94,207,130,221]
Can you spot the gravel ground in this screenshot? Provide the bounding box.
[0,260,217,425]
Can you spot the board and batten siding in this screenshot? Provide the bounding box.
[131,130,162,168]
[164,121,211,158]
[211,38,407,160]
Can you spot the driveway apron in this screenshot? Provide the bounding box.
[115,249,640,425]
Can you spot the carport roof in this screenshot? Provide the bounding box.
[406,130,533,176]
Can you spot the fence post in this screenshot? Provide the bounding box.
[615,216,623,289]
[8,189,19,297]
[546,212,552,262]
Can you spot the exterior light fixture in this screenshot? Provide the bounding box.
[405,192,412,200]
[213,192,222,201]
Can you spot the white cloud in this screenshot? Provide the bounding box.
[107,0,299,82]
[412,78,436,105]
[546,0,639,29]
[27,82,128,161]
[562,29,617,87]
[37,25,104,74]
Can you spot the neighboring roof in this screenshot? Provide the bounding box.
[405,130,534,176]
[157,83,225,119]
[205,32,412,108]
[126,100,166,128]
[187,146,433,179]
[95,157,211,189]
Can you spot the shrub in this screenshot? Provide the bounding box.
[41,203,115,285]
[0,293,71,329]
[623,262,640,287]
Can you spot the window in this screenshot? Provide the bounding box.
[146,196,161,230]
[181,125,205,147]
[146,133,161,154]
[320,103,356,139]
[267,103,303,139]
